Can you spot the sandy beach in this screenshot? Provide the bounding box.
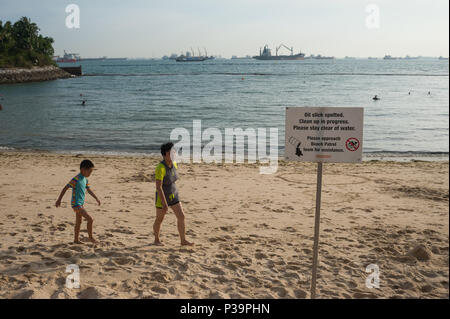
[0,151,448,299]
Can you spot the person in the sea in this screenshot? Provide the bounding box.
[55,159,101,244]
[373,95,380,101]
[153,142,193,246]
[81,100,86,106]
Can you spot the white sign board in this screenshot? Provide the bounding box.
[285,107,364,163]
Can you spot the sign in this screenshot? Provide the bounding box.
[285,107,364,163]
[284,106,364,299]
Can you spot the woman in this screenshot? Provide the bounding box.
[153,142,193,246]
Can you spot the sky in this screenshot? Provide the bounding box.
[0,0,448,58]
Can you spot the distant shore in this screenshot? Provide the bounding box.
[0,66,72,84]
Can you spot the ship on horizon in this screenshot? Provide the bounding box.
[175,48,214,62]
[54,50,80,63]
[54,51,127,63]
[81,57,127,61]
[305,54,335,60]
[253,44,305,60]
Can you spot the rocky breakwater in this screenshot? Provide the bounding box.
[0,66,72,84]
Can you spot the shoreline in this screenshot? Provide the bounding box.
[0,148,448,163]
[0,66,72,84]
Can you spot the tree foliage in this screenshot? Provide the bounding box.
[0,17,55,68]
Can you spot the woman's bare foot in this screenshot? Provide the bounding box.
[181,240,194,246]
[88,238,98,244]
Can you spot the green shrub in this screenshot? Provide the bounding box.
[0,17,55,68]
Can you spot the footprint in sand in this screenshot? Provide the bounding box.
[294,289,307,298]
[255,252,267,260]
[202,265,226,276]
[110,228,135,235]
[54,250,73,259]
[12,290,34,299]
[150,271,172,283]
[270,286,288,298]
[113,256,136,266]
[151,286,168,294]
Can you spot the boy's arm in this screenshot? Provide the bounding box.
[55,185,70,207]
[87,188,101,205]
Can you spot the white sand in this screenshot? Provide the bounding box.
[0,151,448,299]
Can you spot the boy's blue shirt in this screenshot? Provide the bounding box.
[67,173,90,207]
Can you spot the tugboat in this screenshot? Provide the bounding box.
[253,44,305,60]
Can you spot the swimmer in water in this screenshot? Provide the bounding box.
[373,95,380,101]
[428,91,431,95]
[81,100,86,106]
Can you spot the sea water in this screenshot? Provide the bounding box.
[0,58,448,160]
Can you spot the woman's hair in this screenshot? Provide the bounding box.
[160,142,174,156]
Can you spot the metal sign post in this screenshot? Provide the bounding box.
[285,107,364,299]
[310,162,323,299]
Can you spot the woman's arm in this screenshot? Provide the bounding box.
[156,179,168,210]
[55,185,70,207]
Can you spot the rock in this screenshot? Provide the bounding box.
[408,245,432,261]
[0,66,71,84]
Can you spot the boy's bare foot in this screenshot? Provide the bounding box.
[153,241,164,246]
[181,240,194,246]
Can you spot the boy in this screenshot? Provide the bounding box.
[153,142,193,246]
[55,159,101,244]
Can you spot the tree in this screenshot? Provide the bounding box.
[0,17,56,68]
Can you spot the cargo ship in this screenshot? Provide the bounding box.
[54,51,80,63]
[175,48,214,62]
[253,44,305,60]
